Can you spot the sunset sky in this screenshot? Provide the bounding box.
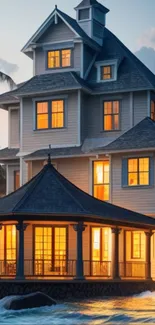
[0,0,155,147]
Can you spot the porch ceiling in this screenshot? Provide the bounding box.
[0,160,154,229]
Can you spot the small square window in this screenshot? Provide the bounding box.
[101,66,113,80]
[78,8,90,20]
[128,158,150,186]
[36,100,65,130]
[47,50,71,69]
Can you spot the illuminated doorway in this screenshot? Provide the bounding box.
[91,227,111,276]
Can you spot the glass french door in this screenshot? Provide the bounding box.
[34,226,67,276]
[91,227,111,276]
[5,225,16,275]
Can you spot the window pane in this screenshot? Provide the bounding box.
[132,232,141,258]
[51,100,64,128]
[113,114,119,129]
[139,172,149,185]
[94,161,104,184]
[113,101,119,114]
[37,114,48,129]
[139,158,149,172]
[128,159,138,172]
[37,102,48,114]
[62,50,71,67]
[48,51,60,68]
[104,102,112,114]
[79,8,90,20]
[128,173,138,186]
[94,185,109,201]
[6,225,16,260]
[104,115,112,130]
[92,228,100,260]
[101,66,112,80]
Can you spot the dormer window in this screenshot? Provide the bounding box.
[47,49,71,69]
[101,66,113,80]
[96,60,117,83]
[78,8,90,21]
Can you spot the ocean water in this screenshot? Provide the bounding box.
[0,291,155,324]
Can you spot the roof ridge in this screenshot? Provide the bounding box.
[49,165,87,212]
[12,166,46,212]
[105,28,155,89]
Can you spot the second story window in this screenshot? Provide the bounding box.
[151,101,155,121]
[103,101,120,131]
[47,49,71,69]
[36,100,65,130]
[128,158,149,186]
[93,161,110,201]
[101,66,113,80]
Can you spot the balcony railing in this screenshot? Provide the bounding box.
[119,262,147,278]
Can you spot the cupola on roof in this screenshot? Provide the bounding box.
[75,0,109,13]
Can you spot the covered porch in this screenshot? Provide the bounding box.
[0,157,154,281]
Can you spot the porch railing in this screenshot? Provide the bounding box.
[119,262,147,278]
[0,260,148,279]
[84,261,111,277]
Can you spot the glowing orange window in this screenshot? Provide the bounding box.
[104,101,120,131]
[93,161,110,201]
[36,102,48,129]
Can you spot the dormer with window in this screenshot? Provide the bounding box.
[96,60,118,82]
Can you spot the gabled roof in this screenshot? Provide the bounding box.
[13,72,91,96]
[89,28,155,93]
[100,117,155,153]
[22,7,100,55]
[75,0,109,13]
[0,160,155,229]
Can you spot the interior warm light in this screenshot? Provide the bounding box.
[96,165,103,184]
[94,229,100,249]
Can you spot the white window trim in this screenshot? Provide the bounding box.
[95,59,118,83]
[89,156,110,198]
[76,7,92,22]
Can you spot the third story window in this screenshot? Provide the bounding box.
[48,50,71,68]
[101,65,113,80]
[103,101,120,131]
[93,161,110,201]
[128,157,150,186]
[78,8,90,20]
[36,100,65,130]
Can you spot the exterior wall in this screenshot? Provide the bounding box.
[83,93,131,141]
[9,108,19,148]
[35,43,81,75]
[38,18,75,44]
[7,164,20,194]
[30,157,90,194]
[133,91,148,125]
[111,152,155,215]
[22,92,79,152]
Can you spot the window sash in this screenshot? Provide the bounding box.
[101,66,113,80]
[47,49,71,69]
[128,158,150,186]
[131,232,142,259]
[103,101,120,131]
[93,161,110,201]
[36,100,65,130]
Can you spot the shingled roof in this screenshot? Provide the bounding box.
[0,148,19,161]
[89,28,155,93]
[25,146,85,160]
[0,160,155,229]
[14,72,91,96]
[101,117,155,153]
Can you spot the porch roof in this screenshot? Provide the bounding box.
[0,159,155,229]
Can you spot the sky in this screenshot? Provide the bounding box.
[0,0,155,148]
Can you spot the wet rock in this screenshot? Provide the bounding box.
[4,292,56,310]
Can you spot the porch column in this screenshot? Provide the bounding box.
[16,221,28,279]
[111,227,121,279]
[73,222,86,280]
[145,231,152,280]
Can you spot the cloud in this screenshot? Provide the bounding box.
[135,46,155,74]
[0,58,18,75]
[137,27,155,50]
